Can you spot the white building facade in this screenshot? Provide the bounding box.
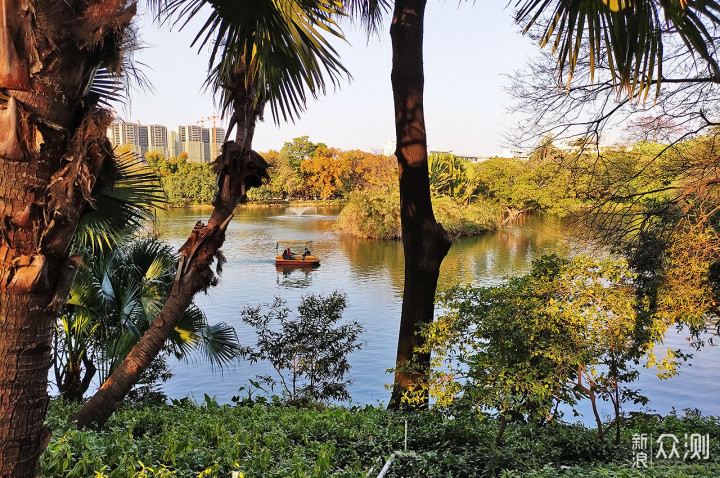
[108,120,233,163]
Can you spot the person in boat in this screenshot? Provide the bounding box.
[302,247,311,260]
[282,248,294,260]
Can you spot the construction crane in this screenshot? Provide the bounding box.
[197,115,220,160]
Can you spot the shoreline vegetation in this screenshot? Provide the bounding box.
[142,138,585,240]
[334,190,505,239]
[43,399,719,477]
[142,137,605,240]
[160,195,507,240]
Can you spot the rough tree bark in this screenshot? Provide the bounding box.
[0,1,136,475]
[70,66,269,429]
[387,0,452,409]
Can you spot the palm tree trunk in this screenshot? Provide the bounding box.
[388,0,451,409]
[0,289,56,476]
[71,67,267,429]
[69,217,231,428]
[0,112,121,476]
[0,110,116,477]
[0,1,136,473]
[0,158,57,475]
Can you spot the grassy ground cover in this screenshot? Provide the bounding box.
[41,399,719,477]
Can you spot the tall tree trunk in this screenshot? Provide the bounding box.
[0,2,136,474]
[70,67,269,429]
[0,110,116,477]
[387,0,451,409]
[0,161,56,477]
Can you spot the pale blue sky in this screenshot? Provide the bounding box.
[123,2,540,156]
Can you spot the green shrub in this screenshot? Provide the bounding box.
[418,255,647,445]
[431,196,502,237]
[42,401,720,478]
[335,190,501,239]
[335,189,402,239]
[240,292,365,403]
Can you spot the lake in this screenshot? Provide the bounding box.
[155,205,720,422]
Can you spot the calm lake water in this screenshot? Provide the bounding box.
[155,205,720,422]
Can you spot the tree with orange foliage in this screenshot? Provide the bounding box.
[301,147,349,199]
[341,150,398,192]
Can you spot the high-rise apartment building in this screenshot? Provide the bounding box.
[213,127,226,144]
[148,125,167,148]
[177,125,208,162]
[110,121,138,147]
[110,121,146,155]
[107,120,228,163]
[146,124,169,158]
[138,126,148,148]
[178,125,205,143]
[176,124,227,162]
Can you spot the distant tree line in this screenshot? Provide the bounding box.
[249,136,398,201]
[142,136,397,205]
[145,151,216,206]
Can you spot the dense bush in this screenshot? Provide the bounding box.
[335,189,402,239]
[42,401,720,477]
[430,196,502,237]
[335,190,501,239]
[416,255,649,445]
[146,152,216,205]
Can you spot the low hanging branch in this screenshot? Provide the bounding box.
[670,177,720,205]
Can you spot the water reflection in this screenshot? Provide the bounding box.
[275,265,319,288]
[152,206,719,421]
[338,234,405,294]
[156,207,575,407]
[441,218,571,289]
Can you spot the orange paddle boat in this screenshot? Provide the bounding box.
[275,240,320,266]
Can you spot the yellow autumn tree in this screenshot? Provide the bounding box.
[301,146,348,199]
[341,150,398,192]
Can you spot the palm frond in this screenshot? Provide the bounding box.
[106,332,144,376]
[149,0,350,124]
[126,239,177,281]
[169,305,207,357]
[342,0,390,36]
[89,67,126,108]
[514,0,720,98]
[169,305,245,369]
[116,21,155,97]
[197,322,246,368]
[74,151,166,253]
[99,270,116,303]
[86,19,153,110]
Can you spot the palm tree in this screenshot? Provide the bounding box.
[52,151,166,401]
[70,0,352,428]
[54,237,244,401]
[73,149,166,253]
[0,1,141,475]
[427,152,477,201]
